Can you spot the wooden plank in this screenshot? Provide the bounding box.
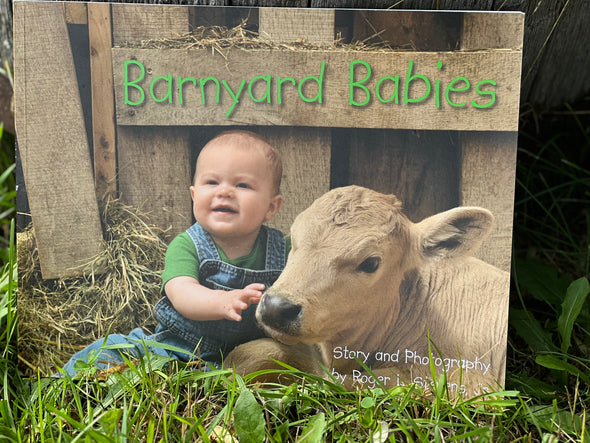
[459,132,516,273]
[117,126,192,239]
[459,13,521,273]
[88,3,117,200]
[64,2,87,25]
[14,1,103,279]
[348,129,460,222]
[461,12,524,51]
[352,10,462,51]
[259,8,335,45]
[257,9,333,233]
[259,127,331,234]
[111,3,190,46]
[112,48,522,131]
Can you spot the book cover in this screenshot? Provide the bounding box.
[15,2,523,397]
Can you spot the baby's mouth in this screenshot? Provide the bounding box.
[213,206,238,214]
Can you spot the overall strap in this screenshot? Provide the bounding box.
[264,226,286,270]
[185,222,220,262]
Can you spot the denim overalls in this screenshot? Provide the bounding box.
[60,222,286,376]
[153,222,286,366]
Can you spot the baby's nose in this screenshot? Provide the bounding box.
[217,185,235,197]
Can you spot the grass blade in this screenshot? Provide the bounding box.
[558,277,590,353]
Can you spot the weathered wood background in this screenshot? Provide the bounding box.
[14,2,522,278]
[2,0,589,111]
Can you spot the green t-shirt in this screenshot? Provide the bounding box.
[161,228,291,295]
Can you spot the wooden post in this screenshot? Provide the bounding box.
[459,13,523,272]
[348,129,460,222]
[260,127,331,234]
[347,11,464,221]
[112,4,193,239]
[258,8,334,232]
[117,126,192,239]
[88,3,117,200]
[14,1,103,279]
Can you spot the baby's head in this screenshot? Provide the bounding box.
[191,130,284,246]
[195,130,282,196]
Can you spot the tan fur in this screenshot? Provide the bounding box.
[226,186,509,396]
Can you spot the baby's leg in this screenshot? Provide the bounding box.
[58,328,153,377]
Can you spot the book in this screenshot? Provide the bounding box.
[15,1,523,397]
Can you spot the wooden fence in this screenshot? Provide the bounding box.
[14,2,523,279]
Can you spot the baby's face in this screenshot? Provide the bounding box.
[191,139,281,245]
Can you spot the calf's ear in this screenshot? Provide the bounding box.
[416,207,494,260]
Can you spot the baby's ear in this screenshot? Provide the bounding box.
[265,194,283,221]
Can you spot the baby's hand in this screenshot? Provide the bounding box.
[224,283,265,322]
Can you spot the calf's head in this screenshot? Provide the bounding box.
[257,185,494,346]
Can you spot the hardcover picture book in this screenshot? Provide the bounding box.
[15,1,524,398]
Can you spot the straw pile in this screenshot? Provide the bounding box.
[118,19,397,52]
[17,199,168,376]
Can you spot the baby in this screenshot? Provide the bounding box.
[60,130,288,375]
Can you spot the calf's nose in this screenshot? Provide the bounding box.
[258,293,302,331]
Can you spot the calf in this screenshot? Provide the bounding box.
[226,186,509,396]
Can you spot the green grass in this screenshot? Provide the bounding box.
[2,105,590,440]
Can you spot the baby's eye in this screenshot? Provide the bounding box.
[236,183,251,189]
[206,180,218,185]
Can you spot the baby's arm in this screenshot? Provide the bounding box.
[165,276,264,322]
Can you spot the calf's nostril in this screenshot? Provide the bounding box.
[259,293,302,329]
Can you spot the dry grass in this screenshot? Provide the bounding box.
[117,19,397,52]
[17,199,168,376]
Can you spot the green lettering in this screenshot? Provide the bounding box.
[200,77,221,105]
[349,60,371,106]
[178,77,196,106]
[277,77,296,105]
[248,75,272,103]
[150,75,173,104]
[222,79,246,117]
[445,76,470,107]
[298,61,325,103]
[376,75,399,104]
[404,60,431,104]
[435,61,444,108]
[124,60,145,106]
[471,79,497,109]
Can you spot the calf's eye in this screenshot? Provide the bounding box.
[357,256,381,273]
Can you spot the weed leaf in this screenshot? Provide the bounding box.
[233,389,265,443]
[535,355,590,385]
[299,412,326,442]
[558,277,590,353]
[509,308,558,353]
[515,258,571,307]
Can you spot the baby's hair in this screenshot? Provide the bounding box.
[197,130,283,195]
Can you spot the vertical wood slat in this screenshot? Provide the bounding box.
[64,2,88,25]
[117,127,192,239]
[348,130,460,223]
[14,1,103,279]
[347,10,461,219]
[113,5,193,239]
[88,3,117,200]
[459,132,517,273]
[261,127,331,235]
[259,8,335,45]
[258,9,334,232]
[459,13,522,272]
[111,3,190,46]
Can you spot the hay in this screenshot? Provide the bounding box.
[17,199,168,376]
[117,19,396,52]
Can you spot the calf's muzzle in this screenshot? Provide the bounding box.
[257,293,302,333]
